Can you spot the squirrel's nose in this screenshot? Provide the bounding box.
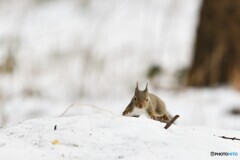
[139,104,143,108]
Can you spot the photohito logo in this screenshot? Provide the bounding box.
[210,151,238,156]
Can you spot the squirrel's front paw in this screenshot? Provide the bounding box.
[151,116,156,120]
[122,111,128,116]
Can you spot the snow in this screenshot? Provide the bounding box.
[124,106,150,117]
[0,1,239,158]
[2,87,240,130]
[0,0,202,99]
[0,113,239,160]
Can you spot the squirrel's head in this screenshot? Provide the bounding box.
[133,82,149,109]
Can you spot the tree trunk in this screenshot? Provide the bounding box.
[187,0,240,89]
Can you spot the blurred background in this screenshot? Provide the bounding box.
[0,0,239,129]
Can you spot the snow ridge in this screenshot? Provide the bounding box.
[0,113,239,160]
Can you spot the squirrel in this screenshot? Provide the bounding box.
[122,82,172,123]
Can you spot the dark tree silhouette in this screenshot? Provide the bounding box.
[187,0,240,89]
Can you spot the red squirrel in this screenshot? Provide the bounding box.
[122,83,172,123]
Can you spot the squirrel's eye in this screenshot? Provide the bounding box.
[146,98,148,102]
[134,97,137,101]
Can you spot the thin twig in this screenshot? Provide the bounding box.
[164,115,180,129]
[219,136,240,141]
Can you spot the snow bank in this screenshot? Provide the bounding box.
[2,87,240,130]
[0,113,239,160]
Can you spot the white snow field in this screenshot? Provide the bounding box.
[0,113,239,160]
[0,1,240,159]
[3,87,240,130]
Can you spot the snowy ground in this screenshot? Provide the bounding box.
[0,1,239,158]
[0,0,239,159]
[0,113,239,160]
[2,87,240,130]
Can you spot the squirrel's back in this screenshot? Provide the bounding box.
[149,93,169,117]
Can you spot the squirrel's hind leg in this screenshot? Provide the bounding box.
[156,114,171,123]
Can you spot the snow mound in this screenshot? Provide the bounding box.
[0,113,239,160]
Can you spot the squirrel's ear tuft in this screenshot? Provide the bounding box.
[135,81,139,92]
[144,83,148,92]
